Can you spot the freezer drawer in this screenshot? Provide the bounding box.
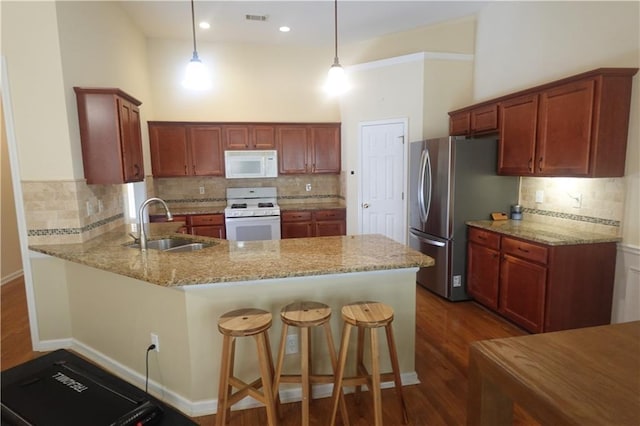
[409,230,451,299]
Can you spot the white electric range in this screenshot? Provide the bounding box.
[224,187,281,241]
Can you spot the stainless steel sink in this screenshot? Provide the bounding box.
[126,238,214,252]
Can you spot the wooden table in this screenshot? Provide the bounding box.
[467,321,640,425]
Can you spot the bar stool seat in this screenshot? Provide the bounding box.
[273,301,350,426]
[216,308,278,426]
[329,301,409,426]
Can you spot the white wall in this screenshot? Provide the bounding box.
[474,1,640,322]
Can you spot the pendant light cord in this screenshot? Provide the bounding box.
[333,0,339,64]
[190,0,198,58]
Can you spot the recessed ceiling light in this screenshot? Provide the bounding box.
[199,21,210,29]
[279,26,290,33]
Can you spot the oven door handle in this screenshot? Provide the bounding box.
[225,215,281,222]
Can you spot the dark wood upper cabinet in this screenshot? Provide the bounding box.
[449,104,498,137]
[277,123,341,175]
[74,87,144,184]
[498,94,539,175]
[223,125,276,150]
[450,68,637,177]
[149,122,223,177]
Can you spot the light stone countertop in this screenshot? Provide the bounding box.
[29,223,434,287]
[467,220,621,246]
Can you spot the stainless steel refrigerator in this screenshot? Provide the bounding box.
[408,136,519,301]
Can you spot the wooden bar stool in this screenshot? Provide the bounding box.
[272,301,350,426]
[329,301,409,426]
[216,308,278,426]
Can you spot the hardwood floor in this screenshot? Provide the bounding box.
[1,276,536,425]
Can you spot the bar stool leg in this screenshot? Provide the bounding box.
[369,328,383,426]
[300,327,311,426]
[354,326,366,404]
[385,324,409,424]
[263,329,281,418]
[216,335,235,426]
[323,322,350,426]
[330,322,352,426]
[255,332,278,426]
[273,323,288,420]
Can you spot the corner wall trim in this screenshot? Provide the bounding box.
[349,51,474,72]
[1,270,23,286]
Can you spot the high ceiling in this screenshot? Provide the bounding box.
[118,1,488,47]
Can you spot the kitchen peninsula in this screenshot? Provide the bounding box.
[28,224,433,416]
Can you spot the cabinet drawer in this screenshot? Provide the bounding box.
[468,227,500,250]
[281,211,312,222]
[188,214,224,226]
[150,214,187,224]
[502,237,548,265]
[315,209,345,221]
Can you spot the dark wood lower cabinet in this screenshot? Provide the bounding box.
[150,213,225,239]
[281,208,346,239]
[466,226,616,333]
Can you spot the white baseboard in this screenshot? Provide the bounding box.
[31,337,419,418]
[1,269,23,285]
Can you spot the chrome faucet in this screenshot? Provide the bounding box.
[138,197,173,251]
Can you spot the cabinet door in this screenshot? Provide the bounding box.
[149,124,189,177]
[499,254,546,333]
[537,79,595,176]
[449,111,470,136]
[223,126,250,150]
[315,221,345,237]
[188,126,224,176]
[471,104,499,135]
[498,94,538,175]
[253,125,276,149]
[309,125,340,174]
[117,98,144,182]
[281,222,314,239]
[191,226,226,239]
[277,126,309,174]
[466,242,500,310]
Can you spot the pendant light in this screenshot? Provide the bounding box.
[324,0,349,96]
[182,0,211,90]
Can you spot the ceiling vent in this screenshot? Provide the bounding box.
[245,14,268,22]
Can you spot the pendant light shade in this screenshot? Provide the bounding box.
[182,0,211,90]
[324,0,349,96]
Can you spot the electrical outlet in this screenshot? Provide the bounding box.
[305,183,312,192]
[199,186,205,195]
[150,333,160,352]
[453,275,462,287]
[98,200,104,213]
[86,201,93,216]
[285,334,298,354]
[535,190,544,203]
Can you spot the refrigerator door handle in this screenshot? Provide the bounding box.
[418,149,431,224]
[410,230,446,247]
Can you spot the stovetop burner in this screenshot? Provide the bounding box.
[225,187,280,219]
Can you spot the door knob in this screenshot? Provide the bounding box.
[362,203,370,209]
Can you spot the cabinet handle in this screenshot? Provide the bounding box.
[539,157,543,172]
[517,247,530,253]
[478,235,486,240]
[134,164,140,177]
[528,158,533,172]
[193,165,196,174]
[184,165,188,175]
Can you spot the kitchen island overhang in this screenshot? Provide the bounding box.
[27,225,434,417]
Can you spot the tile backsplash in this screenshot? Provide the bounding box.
[23,174,343,245]
[519,177,624,237]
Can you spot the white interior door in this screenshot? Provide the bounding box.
[360,120,407,244]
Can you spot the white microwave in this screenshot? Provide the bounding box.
[224,150,278,179]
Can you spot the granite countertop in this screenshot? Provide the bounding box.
[466,220,621,246]
[29,224,433,287]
